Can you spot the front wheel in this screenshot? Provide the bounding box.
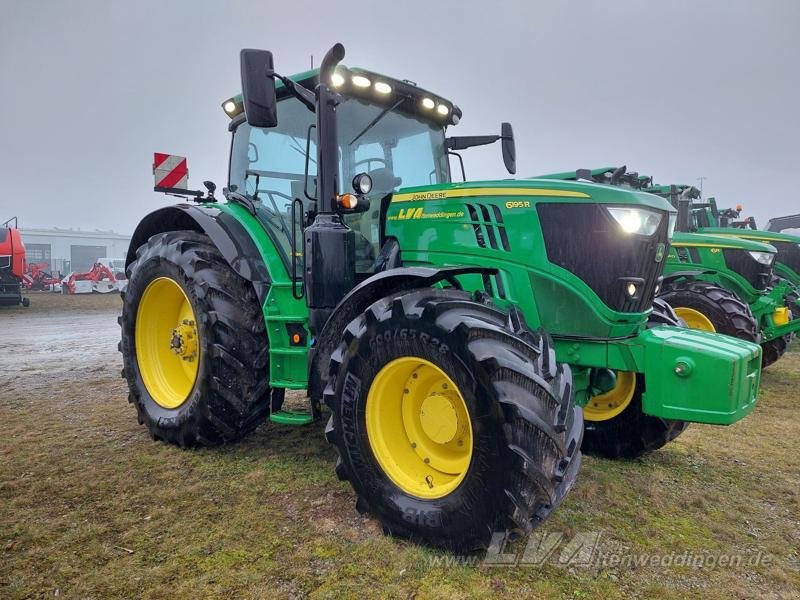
[324,288,582,552]
[581,298,689,459]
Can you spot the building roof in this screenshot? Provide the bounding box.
[19,227,131,240]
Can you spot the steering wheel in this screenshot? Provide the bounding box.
[353,158,388,172]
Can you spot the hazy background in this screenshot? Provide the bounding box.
[1,0,798,234]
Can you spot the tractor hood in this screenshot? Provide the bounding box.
[698,227,800,246]
[671,231,776,253]
[393,178,677,213]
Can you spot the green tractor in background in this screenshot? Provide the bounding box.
[119,45,761,551]
[685,199,800,321]
[536,167,798,367]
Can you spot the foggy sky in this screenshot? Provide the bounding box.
[1,0,798,234]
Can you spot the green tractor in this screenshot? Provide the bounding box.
[120,45,761,551]
[685,199,800,321]
[536,167,798,366]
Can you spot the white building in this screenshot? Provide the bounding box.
[19,228,131,275]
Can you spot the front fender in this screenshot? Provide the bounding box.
[126,204,271,303]
[308,265,496,403]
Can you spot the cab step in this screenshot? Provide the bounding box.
[269,410,313,426]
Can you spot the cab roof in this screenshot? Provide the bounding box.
[223,65,461,128]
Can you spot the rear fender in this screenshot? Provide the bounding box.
[126,204,271,303]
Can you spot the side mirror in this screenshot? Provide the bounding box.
[500,122,516,175]
[240,49,278,128]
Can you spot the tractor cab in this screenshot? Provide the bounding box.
[224,68,454,275]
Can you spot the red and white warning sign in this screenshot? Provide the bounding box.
[153,153,189,189]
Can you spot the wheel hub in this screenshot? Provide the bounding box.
[170,320,198,361]
[366,357,473,499]
[583,371,637,422]
[673,307,717,332]
[419,393,459,444]
[135,277,201,409]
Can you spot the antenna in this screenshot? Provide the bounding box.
[697,176,707,196]
[310,54,314,69]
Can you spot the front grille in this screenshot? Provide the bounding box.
[537,203,669,312]
[773,241,800,276]
[722,249,772,290]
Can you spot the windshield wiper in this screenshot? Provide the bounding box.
[349,98,404,146]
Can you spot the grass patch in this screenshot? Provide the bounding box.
[1,304,799,598]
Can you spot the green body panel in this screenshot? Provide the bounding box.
[212,202,310,389]
[385,179,670,338]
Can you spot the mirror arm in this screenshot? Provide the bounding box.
[445,135,500,151]
[269,70,316,112]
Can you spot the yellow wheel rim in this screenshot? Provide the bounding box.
[135,277,200,409]
[584,371,637,421]
[366,357,473,499]
[674,307,717,332]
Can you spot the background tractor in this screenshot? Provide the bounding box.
[120,45,761,551]
[536,167,799,367]
[683,198,800,322]
[0,216,30,307]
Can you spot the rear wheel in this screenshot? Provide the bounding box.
[324,288,582,551]
[581,298,689,459]
[119,230,271,446]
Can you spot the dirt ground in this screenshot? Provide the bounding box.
[1,292,798,599]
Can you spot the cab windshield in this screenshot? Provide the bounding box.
[229,95,449,273]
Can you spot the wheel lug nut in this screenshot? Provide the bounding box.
[423,458,430,464]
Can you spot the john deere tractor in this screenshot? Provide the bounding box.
[686,199,800,322]
[538,167,799,366]
[120,45,761,551]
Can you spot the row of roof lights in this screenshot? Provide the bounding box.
[223,72,452,118]
[332,71,449,115]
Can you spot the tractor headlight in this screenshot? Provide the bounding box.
[607,207,663,236]
[352,172,373,195]
[748,251,775,266]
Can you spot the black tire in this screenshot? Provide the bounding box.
[761,336,789,368]
[657,280,772,364]
[581,298,689,459]
[119,231,271,446]
[786,289,800,321]
[324,288,582,552]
